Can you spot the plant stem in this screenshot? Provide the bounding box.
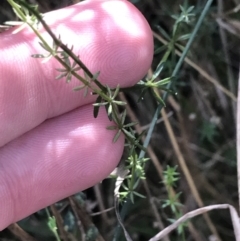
[113,0,214,240]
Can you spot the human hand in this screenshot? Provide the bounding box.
[0,0,153,230]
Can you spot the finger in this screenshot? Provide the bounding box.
[0,104,124,230]
[0,0,153,147]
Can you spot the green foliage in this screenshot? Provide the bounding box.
[119,154,148,203]
[168,211,188,236]
[200,120,219,143]
[162,166,186,237]
[4,0,236,240]
[46,208,61,241]
[163,165,180,188]
[162,192,183,213]
[7,0,156,205]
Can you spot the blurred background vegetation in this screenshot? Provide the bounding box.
[0,0,240,240]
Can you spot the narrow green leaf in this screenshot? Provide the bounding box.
[114,101,126,106]
[55,68,67,72]
[92,71,100,80]
[107,106,113,121]
[123,122,138,128]
[108,104,112,116]
[55,73,67,80]
[151,88,166,106]
[31,53,46,58]
[73,66,81,72]
[177,33,191,41]
[112,84,120,99]
[152,62,165,80]
[136,80,146,85]
[113,130,122,143]
[92,72,105,90]
[121,110,127,125]
[155,77,172,87]
[73,85,85,91]
[92,102,108,106]
[39,41,51,52]
[132,178,140,189]
[107,86,112,96]
[106,125,117,130]
[156,25,171,40]
[66,73,72,82]
[129,193,134,203]
[133,191,146,199]
[123,129,135,139]
[154,45,167,55]
[187,6,195,13]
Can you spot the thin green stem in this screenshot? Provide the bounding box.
[7,0,26,20]
[45,208,61,241]
[143,0,214,160]
[160,40,174,65]
[113,0,214,240]
[9,0,112,102]
[129,154,136,191]
[17,1,93,79]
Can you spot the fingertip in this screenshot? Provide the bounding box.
[36,0,154,87]
[0,0,153,146]
[0,106,124,230]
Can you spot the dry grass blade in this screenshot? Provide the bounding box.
[217,0,237,124]
[7,223,38,241]
[68,196,106,241]
[237,67,240,213]
[216,18,240,38]
[148,204,240,241]
[161,108,221,240]
[153,31,237,101]
[93,184,111,225]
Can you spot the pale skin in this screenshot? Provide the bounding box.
[0,0,153,230]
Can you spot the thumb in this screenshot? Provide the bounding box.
[0,0,153,146]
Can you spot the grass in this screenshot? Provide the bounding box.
[1,0,240,240]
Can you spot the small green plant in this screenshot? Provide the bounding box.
[114,0,215,239]
[6,0,172,205]
[119,154,148,203]
[200,120,219,143]
[162,166,186,238]
[5,0,221,241]
[45,208,61,241]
